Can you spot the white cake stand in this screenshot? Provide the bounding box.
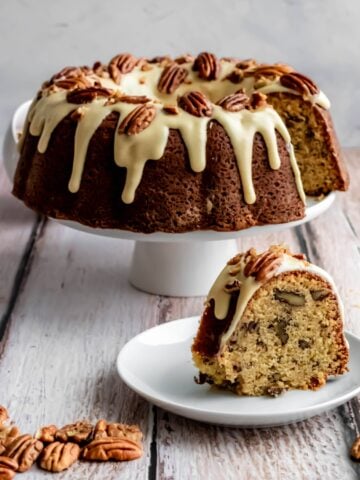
[2,101,336,296]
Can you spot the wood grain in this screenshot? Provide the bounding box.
[0,151,359,479]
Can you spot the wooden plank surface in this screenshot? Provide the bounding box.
[0,151,359,479]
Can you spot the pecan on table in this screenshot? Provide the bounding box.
[5,434,43,473]
[39,441,80,473]
[82,437,142,462]
[35,425,57,444]
[0,426,20,450]
[193,52,220,80]
[351,436,360,460]
[55,421,93,445]
[0,407,8,426]
[118,104,157,135]
[0,456,18,479]
[94,420,143,443]
[178,91,213,117]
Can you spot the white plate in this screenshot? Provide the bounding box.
[117,316,360,427]
[3,100,336,242]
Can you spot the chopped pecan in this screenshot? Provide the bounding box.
[35,425,57,444]
[175,54,194,64]
[162,105,179,115]
[298,339,311,349]
[193,52,220,80]
[178,91,213,117]
[227,253,244,266]
[274,289,305,306]
[0,407,8,426]
[157,64,188,94]
[248,63,294,78]
[224,279,242,293]
[82,437,142,462]
[249,92,268,110]
[280,72,319,95]
[236,58,258,70]
[244,250,281,281]
[217,91,249,112]
[5,434,43,473]
[39,441,80,472]
[148,55,172,65]
[293,253,307,260]
[225,69,244,84]
[94,420,143,444]
[109,53,138,83]
[0,455,18,480]
[351,436,360,460]
[108,95,152,105]
[54,76,92,90]
[118,104,157,135]
[310,289,330,301]
[67,86,113,104]
[55,421,93,445]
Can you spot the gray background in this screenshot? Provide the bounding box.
[1,0,359,146]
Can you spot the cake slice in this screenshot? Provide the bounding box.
[192,245,349,396]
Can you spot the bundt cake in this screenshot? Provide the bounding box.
[192,245,349,396]
[13,53,348,233]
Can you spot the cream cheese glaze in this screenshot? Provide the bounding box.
[20,57,329,205]
[207,249,344,351]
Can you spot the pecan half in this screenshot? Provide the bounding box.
[50,66,91,83]
[0,407,8,426]
[175,54,194,64]
[0,455,17,480]
[248,63,294,78]
[193,52,220,80]
[280,72,319,95]
[244,251,282,281]
[54,76,92,90]
[35,425,57,444]
[157,64,188,94]
[178,91,213,117]
[94,420,143,444]
[55,421,93,445]
[217,91,249,112]
[82,438,142,462]
[109,53,138,83]
[0,426,20,449]
[67,87,113,104]
[351,436,360,460]
[39,441,80,472]
[118,104,157,135]
[5,434,43,473]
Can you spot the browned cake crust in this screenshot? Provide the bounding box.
[13,117,304,233]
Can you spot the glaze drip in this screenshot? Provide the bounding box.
[20,57,327,205]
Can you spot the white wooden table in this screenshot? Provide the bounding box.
[0,151,359,479]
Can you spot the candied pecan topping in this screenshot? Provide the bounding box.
[118,104,157,135]
[217,90,249,112]
[157,63,188,94]
[82,437,142,462]
[244,250,282,281]
[5,434,43,472]
[163,105,179,115]
[54,76,92,90]
[178,91,213,117]
[109,53,138,83]
[35,425,57,444]
[249,92,268,110]
[175,54,194,64]
[280,72,319,95]
[0,407,8,426]
[94,420,143,443]
[39,441,80,472]
[67,86,113,104]
[55,421,93,444]
[193,52,220,80]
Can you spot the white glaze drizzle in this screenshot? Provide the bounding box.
[207,250,345,351]
[20,58,329,205]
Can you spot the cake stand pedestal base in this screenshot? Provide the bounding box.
[129,239,238,297]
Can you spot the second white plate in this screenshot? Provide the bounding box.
[117,316,360,427]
